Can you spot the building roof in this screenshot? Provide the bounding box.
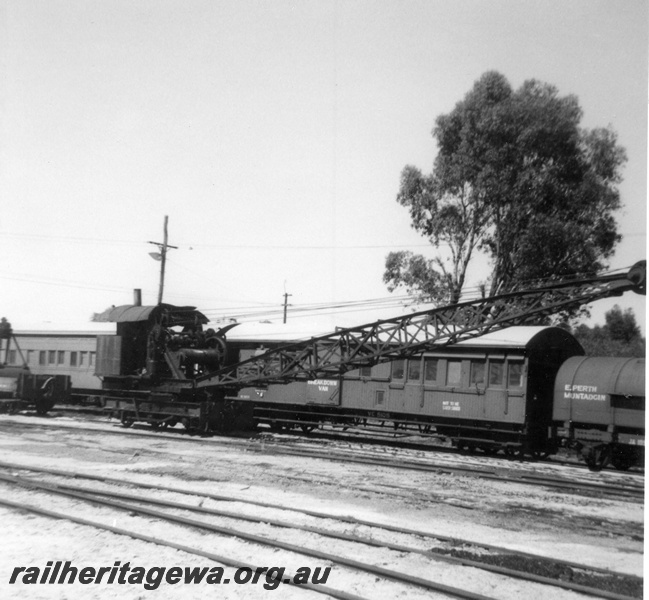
[225,320,339,343]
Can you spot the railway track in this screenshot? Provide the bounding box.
[7,420,639,544]
[51,404,648,482]
[1,415,644,505]
[0,462,642,600]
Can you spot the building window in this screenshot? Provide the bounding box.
[470,361,485,385]
[26,350,33,365]
[359,365,372,377]
[48,351,56,365]
[446,360,462,386]
[489,361,504,386]
[407,359,421,381]
[79,352,87,366]
[89,352,95,367]
[424,358,438,382]
[7,350,16,364]
[391,360,405,380]
[70,352,77,367]
[508,363,523,387]
[57,351,65,365]
[39,351,46,366]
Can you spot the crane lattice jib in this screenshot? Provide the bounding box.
[196,261,645,389]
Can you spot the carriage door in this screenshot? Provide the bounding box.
[403,357,423,414]
[526,354,559,448]
[388,359,406,411]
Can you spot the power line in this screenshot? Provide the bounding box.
[0,231,438,250]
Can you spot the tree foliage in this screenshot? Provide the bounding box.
[385,71,626,307]
[571,306,645,357]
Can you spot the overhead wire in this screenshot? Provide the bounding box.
[2,223,640,325]
[0,231,434,250]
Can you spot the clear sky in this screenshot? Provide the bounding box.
[0,0,646,334]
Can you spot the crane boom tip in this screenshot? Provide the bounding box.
[627,260,646,295]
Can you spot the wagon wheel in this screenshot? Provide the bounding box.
[504,446,523,459]
[611,447,636,471]
[120,413,134,428]
[584,445,611,472]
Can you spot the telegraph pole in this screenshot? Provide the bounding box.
[283,291,292,324]
[148,215,178,305]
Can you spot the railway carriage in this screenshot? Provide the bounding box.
[8,329,107,402]
[242,326,585,456]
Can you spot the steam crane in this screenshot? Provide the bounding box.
[97,261,645,433]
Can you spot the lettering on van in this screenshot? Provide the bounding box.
[443,400,460,412]
[308,380,338,392]
[563,384,607,401]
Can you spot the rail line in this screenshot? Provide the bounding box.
[0,462,642,600]
[1,416,643,504]
[5,425,639,540]
[0,471,498,600]
[53,404,648,475]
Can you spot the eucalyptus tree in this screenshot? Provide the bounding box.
[385,71,626,308]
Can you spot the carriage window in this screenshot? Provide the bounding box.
[470,361,485,385]
[489,361,504,386]
[424,358,438,382]
[57,351,65,365]
[70,352,78,367]
[392,360,405,380]
[508,362,523,387]
[39,351,46,366]
[408,359,421,381]
[375,390,385,405]
[446,360,462,385]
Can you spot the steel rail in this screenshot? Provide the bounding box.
[252,444,645,501]
[0,417,642,498]
[0,496,367,600]
[44,409,649,482]
[8,473,640,600]
[0,460,639,581]
[0,472,498,600]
